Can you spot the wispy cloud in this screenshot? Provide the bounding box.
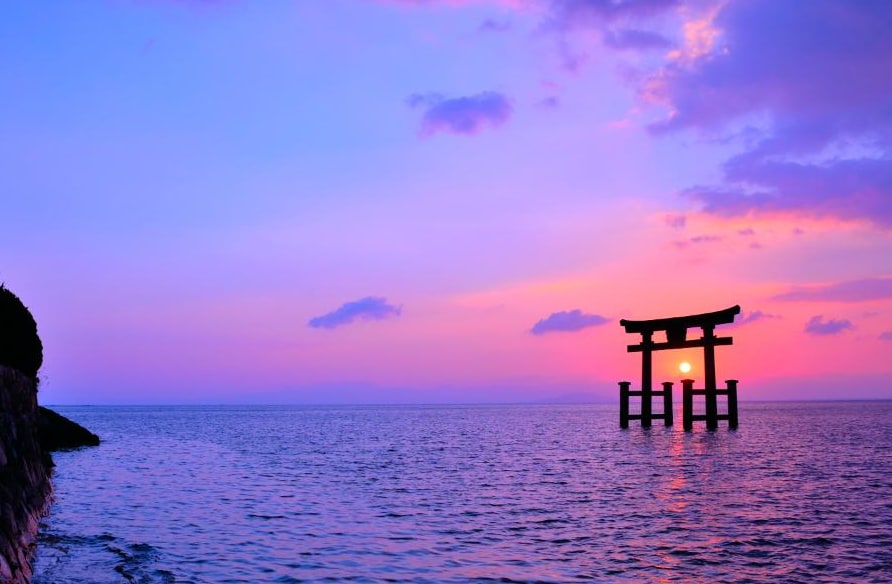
[773,278,892,303]
[407,92,512,137]
[479,18,511,33]
[537,0,679,71]
[671,234,722,249]
[548,0,679,28]
[804,315,853,336]
[880,331,892,341]
[604,28,672,50]
[308,297,402,330]
[530,309,609,335]
[664,214,687,229]
[730,310,781,327]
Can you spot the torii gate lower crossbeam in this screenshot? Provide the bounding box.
[618,305,740,430]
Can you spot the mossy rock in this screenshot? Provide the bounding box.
[0,284,43,378]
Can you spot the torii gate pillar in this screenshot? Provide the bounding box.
[618,305,741,430]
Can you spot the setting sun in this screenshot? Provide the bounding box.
[679,361,692,374]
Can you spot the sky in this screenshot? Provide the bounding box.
[2,0,891,405]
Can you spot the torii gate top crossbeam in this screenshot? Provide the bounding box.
[620,305,740,352]
[619,305,740,334]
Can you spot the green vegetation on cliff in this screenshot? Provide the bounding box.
[0,284,43,378]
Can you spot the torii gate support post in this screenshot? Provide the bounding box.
[682,379,693,431]
[619,381,630,429]
[727,379,739,429]
[703,325,718,430]
[661,382,674,426]
[641,332,653,428]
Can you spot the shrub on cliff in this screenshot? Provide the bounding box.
[0,284,43,378]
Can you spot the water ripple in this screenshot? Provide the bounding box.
[32,402,892,583]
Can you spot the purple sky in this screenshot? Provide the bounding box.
[2,0,890,404]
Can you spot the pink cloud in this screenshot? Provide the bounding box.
[648,2,892,134]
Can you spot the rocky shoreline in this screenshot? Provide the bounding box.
[0,366,100,583]
[0,367,53,584]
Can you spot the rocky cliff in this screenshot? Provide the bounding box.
[0,366,53,584]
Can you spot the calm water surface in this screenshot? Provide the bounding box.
[33,402,892,583]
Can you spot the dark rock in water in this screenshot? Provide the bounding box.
[37,406,100,451]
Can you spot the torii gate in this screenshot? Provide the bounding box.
[618,305,740,430]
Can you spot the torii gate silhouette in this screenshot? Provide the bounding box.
[618,305,740,430]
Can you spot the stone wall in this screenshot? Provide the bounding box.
[0,366,52,583]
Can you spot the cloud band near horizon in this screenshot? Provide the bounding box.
[774,278,892,303]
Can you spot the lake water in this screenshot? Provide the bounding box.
[33,402,892,583]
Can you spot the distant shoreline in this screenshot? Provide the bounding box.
[42,398,892,408]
